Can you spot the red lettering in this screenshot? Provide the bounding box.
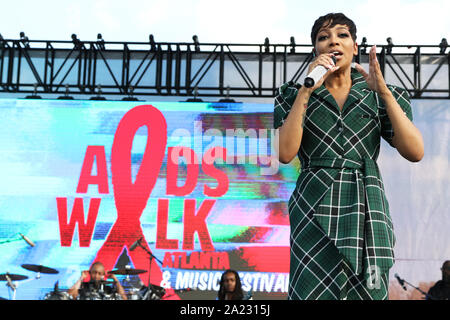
[217,252,230,270]
[56,197,101,247]
[173,252,184,269]
[156,199,179,249]
[211,252,218,269]
[188,251,199,269]
[166,146,199,196]
[76,146,109,194]
[180,252,189,269]
[162,252,173,268]
[182,199,215,251]
[202,147,229,197]
[199,252,211,269]
[160,251,229,270]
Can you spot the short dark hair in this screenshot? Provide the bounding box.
[311,13,357,45]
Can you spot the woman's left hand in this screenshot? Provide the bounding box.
[354,45,390,96]
[355,46,424,162]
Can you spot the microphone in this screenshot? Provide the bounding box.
[304,55,336,88]
[19,233,35,247]
[394,273,407,291]
[129,237,142,251]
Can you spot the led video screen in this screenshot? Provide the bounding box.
[0,98,295,300]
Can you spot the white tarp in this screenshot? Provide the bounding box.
[379,99,450,299]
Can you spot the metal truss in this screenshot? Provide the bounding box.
[0,37,449,100]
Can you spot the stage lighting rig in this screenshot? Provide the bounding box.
[97,33,105,50]
[360,37,368,54]
[264,37,270,53]
[57,84,74,100]
[186,86,203,102]
[25,83,41,99]
[218,86,236,103]
[149,34,156,51]
[439,38,448,54]
[90,84,106,100]
[290,36,296,53]
[386,37,394,54]
[20,31,30,48]
[193,35,200,52]
[71,34,82,50]
[122,86,139,101]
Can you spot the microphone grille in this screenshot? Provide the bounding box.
[304,77,314,88]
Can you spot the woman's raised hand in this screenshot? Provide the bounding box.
[354,45,390,96]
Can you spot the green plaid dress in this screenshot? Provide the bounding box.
[274,68,413,300]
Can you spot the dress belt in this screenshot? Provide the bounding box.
[299,156,393,278]
[302,157,378,177]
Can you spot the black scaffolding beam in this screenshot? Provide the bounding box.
[0,38,449,99]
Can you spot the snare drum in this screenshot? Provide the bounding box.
[140,284,166,300]
[78,280,122,300]
[79,290,123,300]
[127,287,143,300]
[79,290,102,300]
[79,284,122,300]
[43,291,72,300]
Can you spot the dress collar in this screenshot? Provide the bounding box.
[311,68,370,113]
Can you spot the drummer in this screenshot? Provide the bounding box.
[68,261,127,300]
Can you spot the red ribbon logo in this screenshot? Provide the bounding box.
[93,105,167,286]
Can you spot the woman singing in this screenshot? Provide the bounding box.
[274,13,423,300]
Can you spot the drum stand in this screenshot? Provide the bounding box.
[4,273,39,300]
[134,241,164,299]
[5,275,17,300]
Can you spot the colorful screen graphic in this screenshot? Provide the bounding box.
[0,98,297,300]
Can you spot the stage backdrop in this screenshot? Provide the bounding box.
[0,98,448,300]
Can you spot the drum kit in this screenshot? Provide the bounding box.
[0,264,167,300]
[106,267,166,301]
[0,264,59,300]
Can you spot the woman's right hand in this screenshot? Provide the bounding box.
[306,52,340,91]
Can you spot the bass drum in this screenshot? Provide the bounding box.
[140,284,166,300]
[43,291,72,300]
[78,291,123,300]
[78,281,122,300]
[126,287,143,300]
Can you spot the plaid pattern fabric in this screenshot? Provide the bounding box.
[274,68,413,300]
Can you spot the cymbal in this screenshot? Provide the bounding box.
[0,273,28,281]
[108,268,147,275]
[21,264,59,274]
